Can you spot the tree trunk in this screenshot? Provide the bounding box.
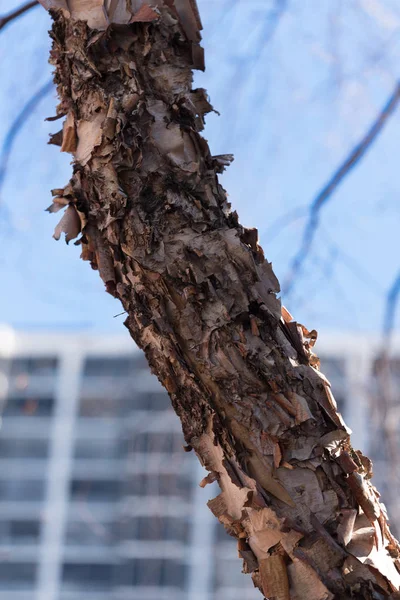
[39,1,400,597]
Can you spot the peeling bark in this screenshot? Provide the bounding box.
[39,1,400,597]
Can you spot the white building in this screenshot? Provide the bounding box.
[0,327,397,600]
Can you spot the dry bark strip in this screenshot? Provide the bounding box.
[38,1,400,597]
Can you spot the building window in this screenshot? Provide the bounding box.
[0,438,49,459]
[119,558,186,588]
[83,357,135,377]
[79,396,120,418]
[0,519,41,544]
[65,518,114,546]
[3,397,54,417]
[0,480,45,502]
[123,431,184,455]
[62,563,113,590]
[214,557,253,590]
[73,438,118,460]
[124,473,192,500]
[70,479,119,503]
[10,357,58,377]
[126,391,170,412]
[0,562,36,589]
[120,516,189,543]
[79,392,171,416]
[11,519,41,541]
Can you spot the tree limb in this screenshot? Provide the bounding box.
[283,81,400,296]
[38,1,400,596]
[0,1,38,32]
[383,268,400,341]
[0,79,53,197]
[370,268,400,538]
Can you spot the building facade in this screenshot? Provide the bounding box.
[0,327,398,600]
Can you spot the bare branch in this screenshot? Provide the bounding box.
[0,79,53,198]
[321,225,384,294]
[383,268,400,341]
[0,1,38,32]
[371,266,400,535]
[283,80,400,296]
[262,205,307,243]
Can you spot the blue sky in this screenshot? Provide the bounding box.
[0,0,399,337]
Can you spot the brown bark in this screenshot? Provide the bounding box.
[39,1,400,598]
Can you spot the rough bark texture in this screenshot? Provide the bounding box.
[40,1,400,598]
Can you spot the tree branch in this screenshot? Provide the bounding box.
[262,205,307,242]
[283,81,400,296]
[371,268,400,537]
[0,1,38,32]
[383,268,400,341]
[38,2,400,595]
[0,79,53,198]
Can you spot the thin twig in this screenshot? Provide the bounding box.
[0,1,38,32]
[283,80,400,296]
[262,205,307,242]
[383,269,400,341]
[373,268,400,533]
[0,79,53,198]
[223,0,287,139]
[320,225,384,294]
